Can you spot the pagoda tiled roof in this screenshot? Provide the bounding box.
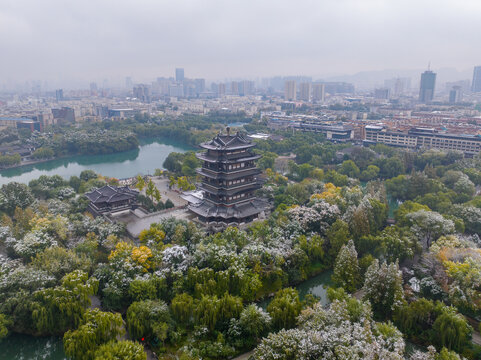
[188,198,268,219]
[200,132,255,150]
[196,167,261,180]
[196,152,261,163]
[85,185,138,204]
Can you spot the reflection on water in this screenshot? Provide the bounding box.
[259,270,333,309]
[0,138,192,185]
[0,334,66,360]
[296,270,333,306]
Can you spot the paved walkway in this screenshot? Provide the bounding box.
[472,331,481,346]
[125,207,193,238]
[150,177,187,207]
[233,350,254,360]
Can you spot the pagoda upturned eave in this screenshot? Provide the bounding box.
[188,198,268,219]
[196,152,261,163]
[199,181,262,196]
[197,167,261,180]
[199,142,255,151]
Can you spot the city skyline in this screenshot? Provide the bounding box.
[1,0,481,85]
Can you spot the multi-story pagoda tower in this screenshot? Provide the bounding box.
[186,128,268,230]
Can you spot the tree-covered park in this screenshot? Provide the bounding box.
[1,124,481,359]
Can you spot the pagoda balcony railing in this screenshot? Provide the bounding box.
[203,194,257,206]
[201,178,258,192]
[197,168,261,182]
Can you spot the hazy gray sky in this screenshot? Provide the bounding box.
[1,0,481,84]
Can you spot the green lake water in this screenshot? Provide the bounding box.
[0,138,193,186]
[0,334,66,360]
[259,270,333,309]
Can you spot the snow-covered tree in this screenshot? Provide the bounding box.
[287,200,340,235]
[238,304,271,340]
[363,259,405,318]
[0,182,35,215]
[254,299,405,360]
[332,240,360,292]
[9,230,57,259]
[406,210,455,250]
[451,205,481,234]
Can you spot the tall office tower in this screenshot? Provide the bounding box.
[299,82,311,102]
[125,77,133,89]
[284,80,296,101]
[230,81,239,95]
[55,89,64,101]
[175,68,185,82]
[472,66,481,93]
[419,70,436,103]
[449,86,463,104]
[312,83,325,102]
[218,83,226,97]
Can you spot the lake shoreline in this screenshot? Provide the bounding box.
[0,135,197,174]
[0,138,193,185]
[0,156,57,172]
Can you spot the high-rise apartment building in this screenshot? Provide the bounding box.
[169,83,184,97]
[230,81,239,95]
[194,79,205,95]
[240,80,255,96]
[284,80,296,101]
[449,86,462,104]
[299,82,311,102]
[175,68,184,82]
[52,107,75,124]
[374,88,390,100]
[89,82,98,95]
[55,89,64,101]
[155,77,170,96]
[218,83,226,97]
[472,66,481,93]
[312,83,325,102]
[384,77,411,96]
[419,70,436,103]
[133,84,151,103]
[125,77,133,89]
